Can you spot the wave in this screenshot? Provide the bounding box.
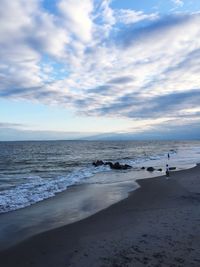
[0,165,110,214]
[0,149,178,214]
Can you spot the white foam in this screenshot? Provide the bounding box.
[0,165,110,214]
[149,155,162,160]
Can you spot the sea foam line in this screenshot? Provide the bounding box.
[0,165,110,214]
[0,150,176,214]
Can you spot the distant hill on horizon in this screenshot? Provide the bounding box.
[0,126,199,142]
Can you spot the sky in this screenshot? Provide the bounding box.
[0,0,200,140]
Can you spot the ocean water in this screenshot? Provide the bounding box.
[0,140,200,214]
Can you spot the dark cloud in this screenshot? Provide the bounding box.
[91,93,142,115]
[0,85,71,103]
[34,90,62,100]
[73,96,97,109]
[0,88,27,97]
[87,85,112,95]
[0,87,41,97]
[126,90,200,118]
[164,48,200,75]
[0,122,25,128]
[86,89,200,119]
[116,13,193,48]
[108,76,134,84]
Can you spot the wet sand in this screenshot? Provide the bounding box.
[1,165,200,267]
[0,180,137,251]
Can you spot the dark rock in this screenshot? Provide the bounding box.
[147,167,155,172]
[124,164,132,169]
[93,160,132,170]
[108,162,114,168]
[112,162,121,169]
[141,167,145,170]
[157,168,162,172]
[109,162,132,170]
[104,161,112,166]
[169,167,176,170]
[92,160,104,167]
[103,162,114,168]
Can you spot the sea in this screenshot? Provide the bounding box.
[0,140,200,214]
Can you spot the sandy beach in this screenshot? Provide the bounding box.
[1,165,200,267]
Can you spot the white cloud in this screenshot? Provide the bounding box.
[29,12,69,58]
[98,0,116,26]
[115,9,158,24]
[172,0,184,7]
[58,0,94,43]
[92,0,116,39]
[0,0,72,97]
[0,0,200,134]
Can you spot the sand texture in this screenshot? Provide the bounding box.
[0,165,200,267]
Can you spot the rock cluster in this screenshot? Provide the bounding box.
[146,167,155,172]
[141,167,163,172]
[93,160,132,170]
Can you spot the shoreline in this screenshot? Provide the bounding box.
[0,176,138,251]
[0,163,194,251]
[1,164,200,266]
[0,140,198,215]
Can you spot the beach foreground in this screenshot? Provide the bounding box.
[1,165,200,267]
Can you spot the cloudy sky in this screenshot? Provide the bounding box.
[0,0,200,140]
